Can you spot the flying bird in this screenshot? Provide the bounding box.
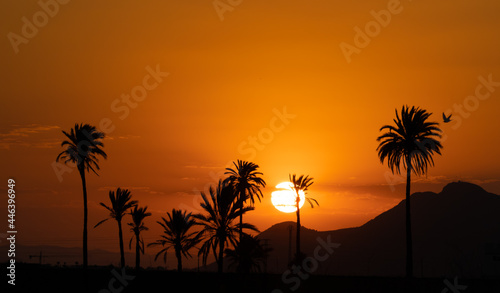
[442,112,452,123]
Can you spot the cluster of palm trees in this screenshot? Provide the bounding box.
[148,160,268,273]
[93,188,151,271]
[55,130,275,274]
[57,105,442,279]
[56,124,152,272]
[146,162,321,273]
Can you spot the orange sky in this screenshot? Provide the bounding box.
[1,0,500,264]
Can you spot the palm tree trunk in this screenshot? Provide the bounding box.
[118,220,125,268]
[78,167,88,270]
[135,233,140,271]
[176,248,183,272]
[405,157,413,278]
[239,191,243,242]
[295,196,301,262]
[218,239,225,273]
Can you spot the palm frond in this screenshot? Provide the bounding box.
[224,160,266,205]
[95,188,137,227]
[306,197,319,208]
[149,208,200,265]
[377,105,443,176]
[194,179,259,269]
[94,218,109,228]
[56,123,107,175]
[128,205,151,253]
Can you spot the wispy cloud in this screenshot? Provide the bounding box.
[184,165,223,169]
[413,175,450,184]
[382,175,500,186]
[97,186,165,196]
[180,177,199,181]
[468,178,500,185]
[0,124,61,149]
[106,135,141,140]
[0,124,60,137]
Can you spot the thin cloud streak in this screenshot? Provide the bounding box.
[0,124,61,149]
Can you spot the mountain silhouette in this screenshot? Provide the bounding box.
[258,181,500,278]
[8,181,500,278]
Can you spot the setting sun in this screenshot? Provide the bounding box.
[2,1,500,291]
[271,182,305,213]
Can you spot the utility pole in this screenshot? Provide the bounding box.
[262,238,270,273]
[288,225,293,264]
[29,251,45,265]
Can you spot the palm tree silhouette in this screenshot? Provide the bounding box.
[377,105,442,278]
[224,160,266,241]
[194,180,259,273]
[148,209,201,272]
[224,234,272,273]
[94,188,138,268]
[128,205,151,271]
[289,174,318,263]
[56,123,107,271]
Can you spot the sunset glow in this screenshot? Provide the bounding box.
[1,1,499,276]
[271,182,305,213]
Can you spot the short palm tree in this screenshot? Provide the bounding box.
[194,180,259,273]
[56,123,107,271]
[377,105,442,278]
[95,188,138,268]
[128,205,151,271]
[224,160,266,241]
[148,209,201,272]
[224,234,272,273]
[289,174,318,263]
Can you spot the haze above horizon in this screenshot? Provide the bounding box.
[1,0,499,254]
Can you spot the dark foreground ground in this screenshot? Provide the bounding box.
[3,263,500,293]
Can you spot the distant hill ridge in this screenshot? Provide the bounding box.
[0,244,147,267]
[258,181,500,277]
[3,181,500,277]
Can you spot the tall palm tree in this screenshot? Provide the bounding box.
[224,160,266,241]
[377,105,442,278]
[56,123,107,271]
[128,205,151,271]
[148,209,201,272]
[94,188,138,268]
[224,234,272,273]
[194,180,259,273]
[289,174,318,263]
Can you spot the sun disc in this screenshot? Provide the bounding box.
[271,182,305,213]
